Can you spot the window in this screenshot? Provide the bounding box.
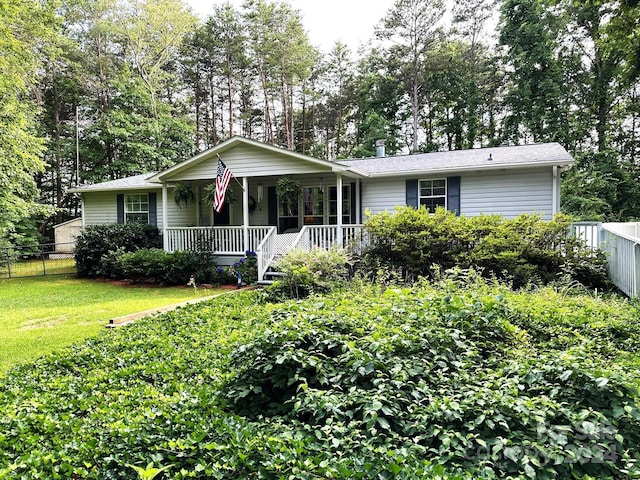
[329,185,351,224]
[125,194,149,224]
[419,179,446,213]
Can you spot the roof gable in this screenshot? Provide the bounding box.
[149,136,355,182]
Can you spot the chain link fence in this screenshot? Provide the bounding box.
[1,243,77,279]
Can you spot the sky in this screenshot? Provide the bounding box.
[184,0,395,53]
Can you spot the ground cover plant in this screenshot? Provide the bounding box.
[0,276,639,479]
[0,276,219,374]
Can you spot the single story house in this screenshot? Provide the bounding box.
[69,136,575,280]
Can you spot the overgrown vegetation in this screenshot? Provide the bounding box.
[1,277,639,478]
[362,208,610,289]
[101,248,216,286]
[264,248,352,300]
[74,224,224,286]
[75,224,162,278]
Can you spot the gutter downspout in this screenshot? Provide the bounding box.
[162,182,168,251]
[80,195,86,228]
[552,166,559,216]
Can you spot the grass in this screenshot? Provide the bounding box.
[0,275,222,375]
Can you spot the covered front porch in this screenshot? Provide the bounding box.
[164,224,368,282]
[145,136,369,281]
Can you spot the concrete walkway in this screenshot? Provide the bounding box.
[106,288,246,327]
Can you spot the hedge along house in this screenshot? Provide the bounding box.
[69,136,575,281]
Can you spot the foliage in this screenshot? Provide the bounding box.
[275,177,301,205]
[1,283,639,478]
[173,182,196,208]
[203,182,239,207]
[0,0,55,248]
[265,247,351,300]
[101,248,216,286]
[561,150,640,221]
[210,265,237,287]
[231,250,258,285]
[362,207,610,289]
[74,223,161,278]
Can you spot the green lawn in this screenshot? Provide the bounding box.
[0,275,220,375]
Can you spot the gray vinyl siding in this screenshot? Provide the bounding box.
[82,192,118,225]
[81,189,197,229]
[460,168,553,219]
[359,167,554,219]
[170,144,334,181]
[360,177,411,216]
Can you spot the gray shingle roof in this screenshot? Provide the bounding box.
[68,173,159,193]
[337,142,574,177]
[68,143,574,193]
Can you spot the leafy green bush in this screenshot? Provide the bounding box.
[362,207,610,289]
[264,247,351,299]
[102,248,215,285]
[231,250,258,285]
[74,223,161,277]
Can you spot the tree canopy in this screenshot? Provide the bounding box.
[2,0,640,246]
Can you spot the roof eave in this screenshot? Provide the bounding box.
[68,184,161,194]
[361,159,575,178]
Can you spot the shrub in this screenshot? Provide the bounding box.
[74,223,161,277]
[264,247,351,299]
[102,248,215,285]
[362,207,610,289]
[211,265,237,286]
[231,250,258,285]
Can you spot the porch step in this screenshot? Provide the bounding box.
[258,270,287,285]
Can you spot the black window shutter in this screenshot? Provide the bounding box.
[267,186,277,226]
[406,179,418,208]
[350,182,356,223]
[117,194,124,223]
[148,192,157,226]
[447,176,461,215]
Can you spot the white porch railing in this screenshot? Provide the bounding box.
[569,221,640,297]
[570,222,601,250]
[599,223,640,298]
[290,225,368,252]
[256,227,277,282]
[165,227,273,255]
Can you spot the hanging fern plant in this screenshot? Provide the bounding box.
[173,182,196,208]
[203,183,239,206]
[276,177,301,215]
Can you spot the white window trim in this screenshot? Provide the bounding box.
[124,193,150,224]
[418,178,447,212]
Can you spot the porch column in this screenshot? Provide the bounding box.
[243,176,249,252]
[162,182,168,251]
[336,173,343,246]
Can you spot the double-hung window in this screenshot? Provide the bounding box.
[125,194,149,224]
[419,179,446,213]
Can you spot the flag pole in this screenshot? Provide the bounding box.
[217,154,245,190]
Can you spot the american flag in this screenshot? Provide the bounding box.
[214,157,233,213]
